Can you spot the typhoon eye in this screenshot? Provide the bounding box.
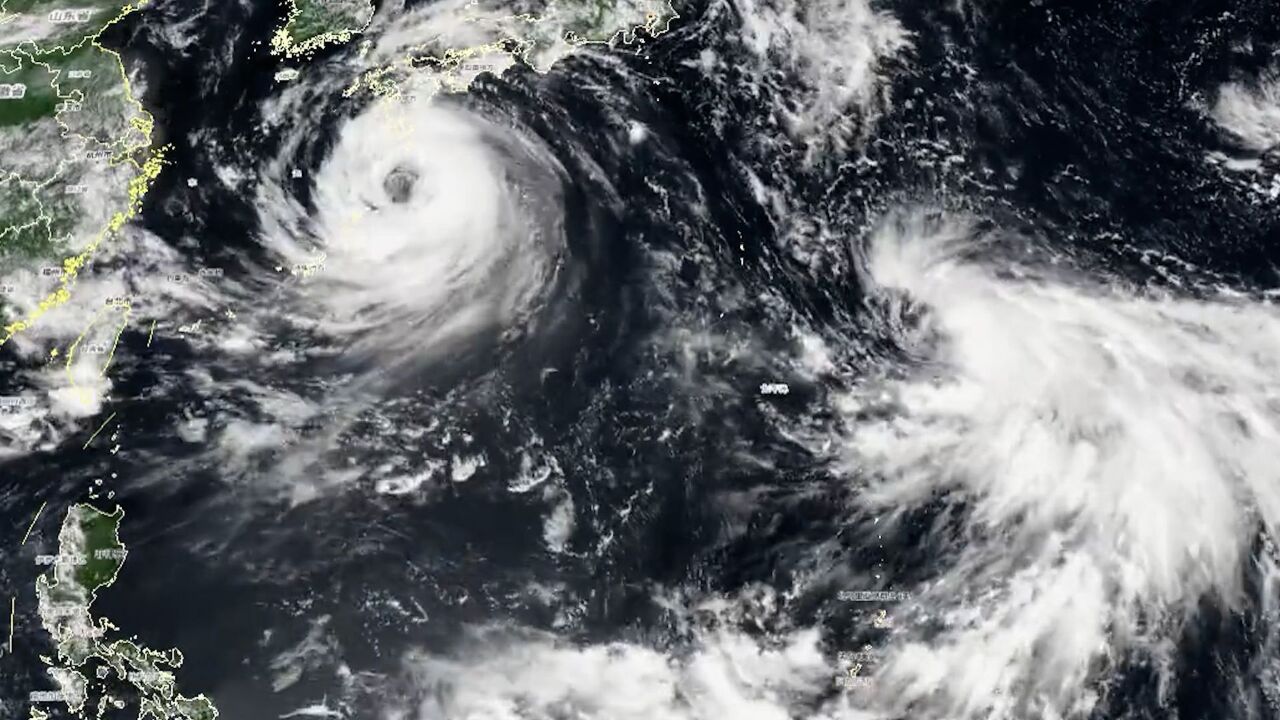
[383,165,418,204]
[254,97,574,380]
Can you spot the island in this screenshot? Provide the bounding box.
[34,503,218,720]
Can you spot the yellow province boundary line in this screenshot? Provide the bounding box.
[0,1,169,349]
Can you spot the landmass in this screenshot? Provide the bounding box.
[11,1,679,713]
[341,0,679,102]
[0,0,165,346]
[33,503,218,719]
[268,0,677,94]
[271,0,375,58]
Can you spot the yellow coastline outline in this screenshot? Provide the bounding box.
[0,1,169,349]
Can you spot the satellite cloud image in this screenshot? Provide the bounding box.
[3,0,1280,719]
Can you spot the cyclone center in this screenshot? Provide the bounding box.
[383,164,418,204]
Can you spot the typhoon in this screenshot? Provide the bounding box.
[4,1,1280,720]
[257,97,569,383]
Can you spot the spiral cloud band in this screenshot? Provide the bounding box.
[264,94,568,374]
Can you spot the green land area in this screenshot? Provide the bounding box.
[35,504,219,720]
[275,0,374,55]
[72,504,125,590]
[2,0,120,10]
[0,0,152,269]
[0,0,137,48]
